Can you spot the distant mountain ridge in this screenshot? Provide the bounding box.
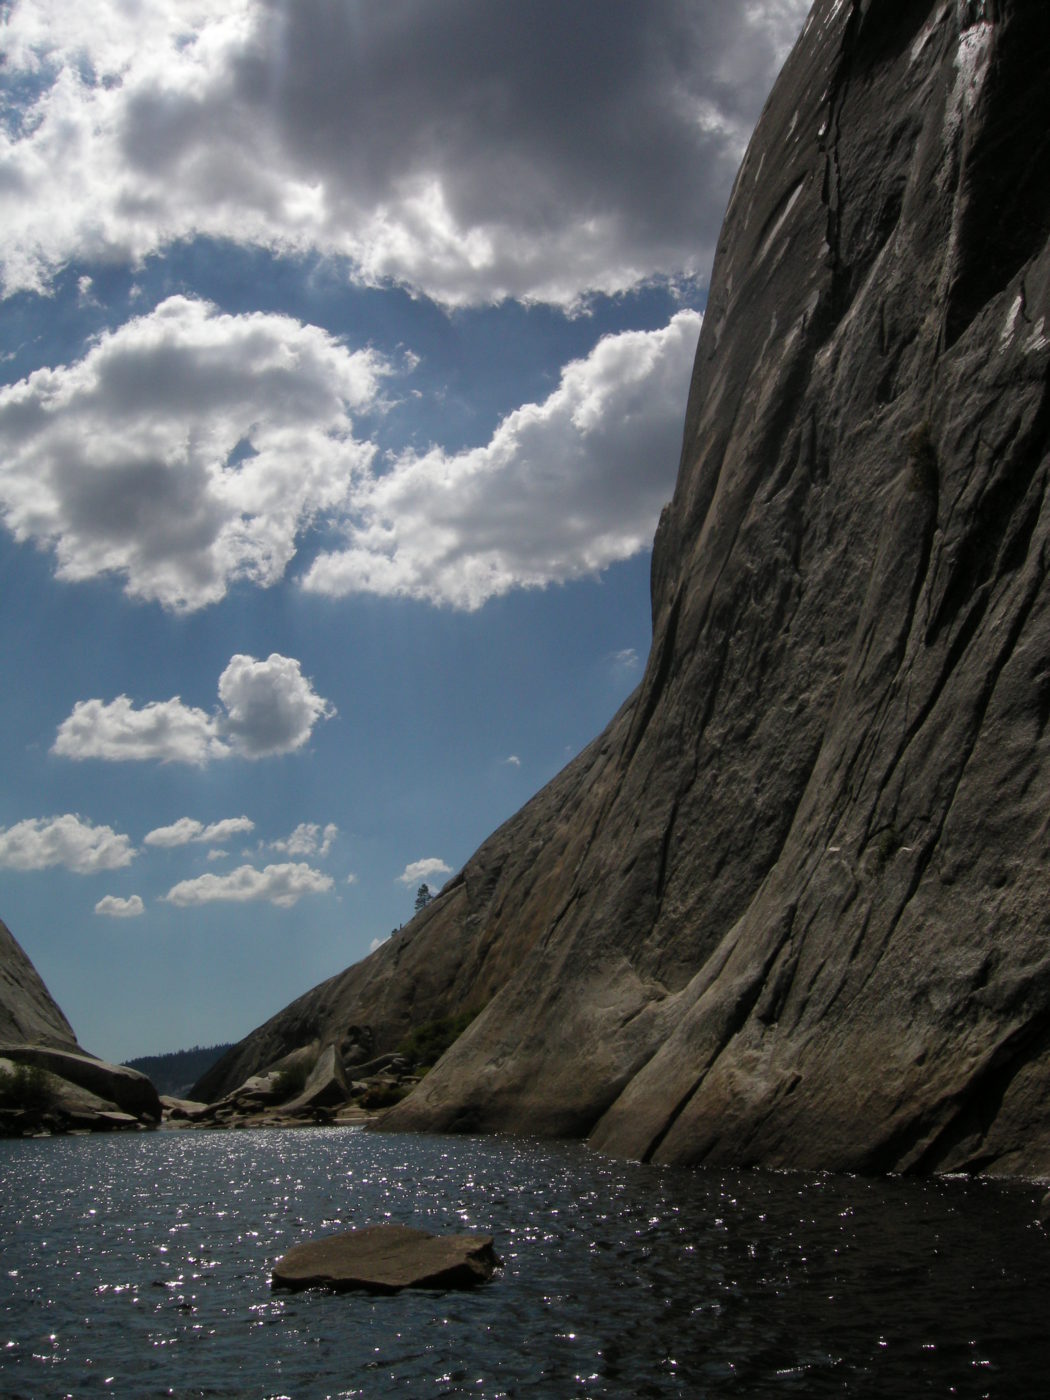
[199,0,1050,1178]
[124,1044,234,1099]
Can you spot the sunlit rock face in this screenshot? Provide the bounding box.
[209,0,1050,1177]
[0,916,78,1049]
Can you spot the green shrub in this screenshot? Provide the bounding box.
[272,1061,310,1102]
[397,1009,479,1071]
[361,1081,410,1110]
[872,826,901,869]
[0,1062,54,1110]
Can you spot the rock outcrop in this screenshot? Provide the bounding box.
[0,1044,161,1122]
[0,918,161,1134]
[204,0,1050,1178]
[0,916,78,1049]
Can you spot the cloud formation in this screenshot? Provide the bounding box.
[0,296,385,611]
[610,648,641,672]
[163,862,334,908]
[144,815,255,848]
[304,312,701,607]
[217,655,335,759]
[0,1,808,305]
[53,696,226,765]
[53,653,333,764]
[270,823,338,858]
[1,295,699,611]
[0,814,135,873]
[398,857,452,887]
[95,894,144,918]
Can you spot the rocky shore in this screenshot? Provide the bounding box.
[0,1043,161,1137]
[162,1039,422,1132]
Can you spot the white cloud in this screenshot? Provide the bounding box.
[145,817,210,847]
[0,815,135,874]
[53,653,332,764]
[198,816,256,844]
[0,292,698,615]
[346,872,358,886]
[398,857,452,887]
[271,822,338,858]
[144,815,255,847]
[0,1,809,306]
[95,894,144,918]
[610,648,641,671]
[0,296,387,612]
[218,655,335,759]
[369,932,390,953]
[303,311,701,608]
[163,861,334,909]
[52,696,225,765]
[502,755,522,768]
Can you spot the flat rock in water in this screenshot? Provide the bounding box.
[271,1224,498,1293]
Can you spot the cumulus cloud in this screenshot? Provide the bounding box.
[502,755,522,768]
[218,656,335,759]
[270,822,338,858]
[304,311,701,607]
[2,290,700,612]
[53,653,332,764]
[53,698,225,765]
[398,857,452,887]
[0,814,135,873]
[144,815,255,847]
[163,862,334,909]
[0,296,386,611]
[0,1,809,305]
[95,894,144,918]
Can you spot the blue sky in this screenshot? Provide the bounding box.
[0,0,808,1063]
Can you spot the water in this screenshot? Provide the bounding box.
[1,1127,1048,1398]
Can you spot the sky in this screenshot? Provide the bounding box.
[0,0,810,1064]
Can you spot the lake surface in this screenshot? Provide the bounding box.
[1,1126,1048,1397]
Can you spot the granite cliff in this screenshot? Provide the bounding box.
[199,0,1050,1177]
[0,915,78,1049]
[0,917,161,1132]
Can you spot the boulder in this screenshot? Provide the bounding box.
[0,1044,161,1122]
[282,1043,352,1113]
[272,1224,498,1293]
[0,1055,145,1133]
[160,1094,208,1122]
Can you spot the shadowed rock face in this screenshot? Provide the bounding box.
[0,917,78,1049]
[206,0,1050,1177]
[0,917,162,1130]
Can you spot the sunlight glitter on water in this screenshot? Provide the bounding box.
[1,1128,1049,1396]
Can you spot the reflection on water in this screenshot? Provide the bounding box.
[1,1126,1048,1397]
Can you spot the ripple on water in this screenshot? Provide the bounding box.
[1,1127,1049,1397]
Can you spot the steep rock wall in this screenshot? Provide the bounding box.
[0,916,78,1049]
[206,0,1050,1178]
